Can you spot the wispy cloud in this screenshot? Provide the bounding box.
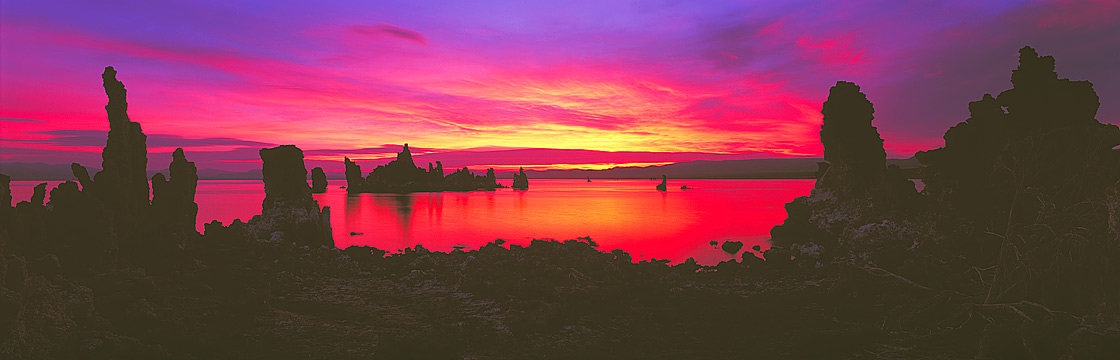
[349,24,430,45]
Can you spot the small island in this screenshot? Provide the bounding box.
[344,144,522,193]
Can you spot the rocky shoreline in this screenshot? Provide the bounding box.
[2,47,1119,358]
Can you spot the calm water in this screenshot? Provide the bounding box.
[9,179,815,264]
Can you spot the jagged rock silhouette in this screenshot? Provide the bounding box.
[766,81,920,268]
[918,46,1120,222]
[94,66,150,223]
[250,145,333,248]
[260,145,316,211]
[817,81,887,190]
[915,46,1120,315]
[345,144,503,192]
[512,167,529,189]
[344,157,362,191]
[151,148,199,232]
[29,183,46,206]
[0,173,10,209]
[311,167,327,193]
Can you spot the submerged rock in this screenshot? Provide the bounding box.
[720,241,743,254]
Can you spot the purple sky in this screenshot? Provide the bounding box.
[2,0,1118,173]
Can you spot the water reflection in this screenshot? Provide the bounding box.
[7,178,818,264]
[322,179,816,264]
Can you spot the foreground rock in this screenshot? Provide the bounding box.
[762,46,1120,358]
[766,80,923,270]
[249,145,333,248]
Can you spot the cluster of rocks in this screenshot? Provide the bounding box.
[344,144,513,192]
[0,67,334,358]
[756,47,1120,357]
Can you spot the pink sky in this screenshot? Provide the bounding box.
[2,0,1118,173]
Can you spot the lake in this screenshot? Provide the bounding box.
[8,179,816,264]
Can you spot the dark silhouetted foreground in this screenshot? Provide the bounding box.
[1,48,1118,359]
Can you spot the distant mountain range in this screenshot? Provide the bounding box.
[3,158,922,181]
[526,158,921,179]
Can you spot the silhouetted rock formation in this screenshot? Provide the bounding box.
[656,175,667,191]
[817,81,886,189]
[30,183,47,206]
[1,173,11,208]
[250,145,333,248]
[71,163,93,190]
[445,167,501,191]
[512,167,529,189]
[914,46,1120,315]
[917,46,1120,222]
[754,47,1120,358]
[344,157,362,190]
[94,66,150,224]
[721,241,743,254]
[345,144,507,192]
[261,146,315,211]
[311,167,327,193]
[151,148,199,232]
[766,81,921,268]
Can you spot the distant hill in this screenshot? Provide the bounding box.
[0,163,97,181]
[526,158,921,179]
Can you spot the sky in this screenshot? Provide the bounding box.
[1,0,1118,174]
